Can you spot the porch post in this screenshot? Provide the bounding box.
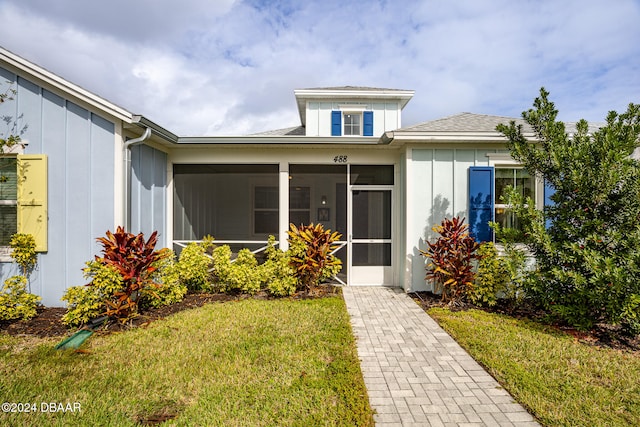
[279,162,289,251]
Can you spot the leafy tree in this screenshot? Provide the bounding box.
[496,88,640,334]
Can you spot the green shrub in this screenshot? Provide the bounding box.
[421,217,480,303]
[470,242,506,307]
[143,248,188,309]
[9,233,37,276]
[497,90,640,333]
[287,223,342,292]
[211,246,262,294]
[472,240,528,308]
[262,236,297,297]
[61,261,124,327]
[174,237,214,291]
[0,275,40,321]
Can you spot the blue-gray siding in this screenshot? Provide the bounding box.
[130,144,167,248]
[0,67,115,307]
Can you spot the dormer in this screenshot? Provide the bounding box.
[294,86,414,137]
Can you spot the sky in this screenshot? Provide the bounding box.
[0,0,638,136]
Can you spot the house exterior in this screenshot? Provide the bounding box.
[0,47,550,307]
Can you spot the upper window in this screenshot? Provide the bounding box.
[344,113,361,136]
[0,157,17,247]
[494,168,535,234]
[331,110,374,136]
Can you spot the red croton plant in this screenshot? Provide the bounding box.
[421,216,480,303]
[94,226,165,319]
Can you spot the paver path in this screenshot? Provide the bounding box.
[343,286,540,427]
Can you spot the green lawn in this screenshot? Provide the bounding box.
[428,307,640,427]
[0,297,373,426]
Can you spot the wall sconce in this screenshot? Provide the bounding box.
[321,195,327,205]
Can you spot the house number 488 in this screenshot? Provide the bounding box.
[333,155,348,163]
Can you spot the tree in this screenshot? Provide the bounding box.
[497,88,640,334]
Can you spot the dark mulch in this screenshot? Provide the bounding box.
[410,291,640,353]
[0,285,341,339]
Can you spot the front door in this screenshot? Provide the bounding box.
[349,187,393,285]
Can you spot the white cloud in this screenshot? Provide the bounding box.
[0,0,638,135]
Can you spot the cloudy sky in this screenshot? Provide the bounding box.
[0,0,638,136]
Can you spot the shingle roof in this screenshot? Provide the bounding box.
[397,112,605,135]
[250,125,306,136]
[397,113,531,133]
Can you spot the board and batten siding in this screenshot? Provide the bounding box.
[0,67,116,306]
[305,102,400,136]
[405,148,491,292]
[130,144,167,248]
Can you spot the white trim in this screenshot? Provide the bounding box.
[113,122,125,228]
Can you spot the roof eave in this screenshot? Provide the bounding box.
[130,115,179,144]
[176,135,383,145]
[384,131,538,146]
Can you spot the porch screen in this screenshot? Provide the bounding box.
[173,164,279,241]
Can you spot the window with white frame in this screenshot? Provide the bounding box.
[494,167,535,233]
[343,113,362,136]
[0,157,17,247]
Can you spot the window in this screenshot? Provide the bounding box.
[254,186,279,234]
[289,186,310,226]
[331,110,374,136]
[344,113,361,136]
[0,154,48,253]
[0,157,17,247]
[494,168,535,238]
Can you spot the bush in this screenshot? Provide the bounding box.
[497,90,640,333]
[142,248,188,309]
[470,242,506,307]
[62,250,190,327]
[0,275,40,321]
[262,236,297,297]
[421,217,480,303]
[61,261,124,327]
[287,223,342,292]
[94,227,166,319]
[211,246,262,294]
[174,237,214,291]
[9,233,37,276]
[471,241,527,307]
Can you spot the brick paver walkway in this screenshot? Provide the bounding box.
[343,286,540,426]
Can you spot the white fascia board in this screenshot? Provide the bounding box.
[385,131,538,146]
[294,88,414,107]
[176,136,382,145]
[0,47,133,123]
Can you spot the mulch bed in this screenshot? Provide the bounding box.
[410,291,640,353]
[0,285,341,339]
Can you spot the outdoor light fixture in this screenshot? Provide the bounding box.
[321,195,327,205]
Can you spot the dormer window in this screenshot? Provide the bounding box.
[344,113,361,135]
[331,110,374,137]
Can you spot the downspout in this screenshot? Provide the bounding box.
[123,127,152,231]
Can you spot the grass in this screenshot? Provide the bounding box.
[0,297,373,426]
[428,307,640,427]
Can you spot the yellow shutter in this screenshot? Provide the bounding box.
[17,154,48,252]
